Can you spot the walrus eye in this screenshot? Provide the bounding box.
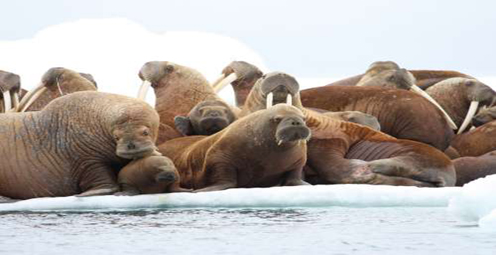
[143,130,150,136]
[271,116,283,123]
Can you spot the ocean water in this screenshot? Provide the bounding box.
[1,207,495,255]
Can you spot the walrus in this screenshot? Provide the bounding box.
[174,99,237,136]
[453,151,496,186]
[137,61,234,144]
[158,104,311,192]
[116,154,191,195]
[0,70,21,112]
[425,78,496,134]
[242,72,456,186]
[16,67,98,112]
[323,111,381,131]
[0,91,160,201]
[472,106,496,127]
[450,120,496,157]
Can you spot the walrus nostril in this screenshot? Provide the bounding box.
[292,121,301,126]
[127,143,136,150]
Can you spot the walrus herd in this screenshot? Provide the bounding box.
[1,60,495,202]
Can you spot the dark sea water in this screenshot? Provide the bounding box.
[1,207,495,255]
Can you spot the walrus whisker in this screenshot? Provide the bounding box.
[2,91,11,112]
[19,86,48,112]
[266,92,274,109]
[213,73,238,93]
[137,80,151,100]
[286,94,292,105]
[458,100,479,134]
[410,85,458,130]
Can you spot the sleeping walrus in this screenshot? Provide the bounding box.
[158,104,311,192]
[0,91,160,201]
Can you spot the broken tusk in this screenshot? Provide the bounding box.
[266,92,274,109]
[458,101,479,134]
[410,85,458,130]
[213,73,238,93]
[137,80,151,101]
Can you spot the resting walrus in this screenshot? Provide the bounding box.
[158,104,311,192]
[0,91,160,201]
[242,72,456,186]
[0,70,21,112]
[453,151,496,186]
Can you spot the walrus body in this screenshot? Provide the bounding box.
[158,105,310,192]
[450,120,496,157]
[300,85,454,150]
[0,91,159,200]
[453,151,496,186]
[241,72,456,187]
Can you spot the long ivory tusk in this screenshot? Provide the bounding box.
[17,83,45,111]
[266,92,274,109]
[286,94,292,105]
[458,101,479,134]
[12,92,19,111]
[2,91,11,112]
[210,74,226,88]
[137,80,151,101]
[410,85,458,130]
[213,73,238,93]
[19,86,48,112]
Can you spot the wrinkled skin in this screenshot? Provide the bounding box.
[241,72,456,187]
[0,70,21,112]
[116,155,190,195]
[323,111,381,131]
[300,85,454,150]
[138,61,231,144]
[453,151,496,186]
[19,67,97,112]
[425,78,496,131]
[472,106,496,127]
[159,105,310,192]
[174,99,237,136]
[0,91,159,200]
[450,120,496,157]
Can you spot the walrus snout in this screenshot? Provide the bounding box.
[199,117,229,135]
[116,140,156,159]
[155,170,178,183]
[275,117,311,145]
[472,115,487,127]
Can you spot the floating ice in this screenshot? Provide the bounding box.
[0,185,461,212]
[448,174,496,228]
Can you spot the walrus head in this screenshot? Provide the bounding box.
[112,106,160,159]
[472,106,496,127]
[174,99,236,136]
[0,70,21,112]
[258,72,300,108]
[17,67,97,112]
[140,155,179,183]
[266,105,311,146]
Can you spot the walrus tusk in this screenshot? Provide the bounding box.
[286,94,292,105]
[137,80,151,101]
[2,91,11,112]
[12,91,19,111]
[266,92,274,109]
[213,73,238,93]
[19,86,48,112]
[210,74,226,88]
[458,101,479,134]
[410,85,458,130]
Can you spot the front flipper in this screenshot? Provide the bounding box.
[78,163,120,197]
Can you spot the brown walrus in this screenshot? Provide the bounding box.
[0,70,21,112]
[16,67,98,112]
[242,72,456,186]
[174,99,237,136]
[0,91,160,201]
[450,120,496,157]
[453,151,496,186]
[158,104,311,192]
[472,106,496,127]
[117,154,191,195]
[137,61,230,144]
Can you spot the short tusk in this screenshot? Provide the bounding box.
[410,85,458,130]
[286,94,292,105]
[2,91,11,112]
[213,73,238,93]
[458,101,479,134]
[266,92,274,109]
[210,74,226,88]
[19,86,48,112]
[137,80,151,101]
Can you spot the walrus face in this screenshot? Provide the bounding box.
[174,100,236,136]
[472,106,496,127]
[142,155,179,183]
[114,125,157,159]
[0,70,21,112]
[260,72,300,108]
[268,105,311,146]
[465,80,495,105]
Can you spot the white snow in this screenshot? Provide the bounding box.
[448,175,496,229]
[0,185,460,212]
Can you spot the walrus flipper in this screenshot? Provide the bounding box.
[174,116,195,136]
